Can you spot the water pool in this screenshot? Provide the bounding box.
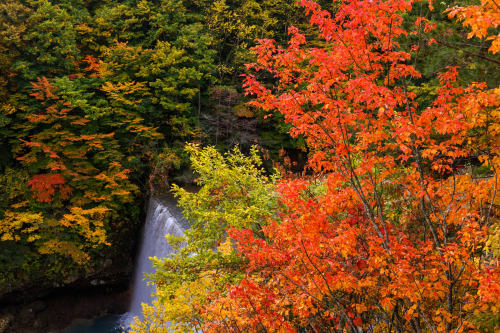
[62,315,125,333]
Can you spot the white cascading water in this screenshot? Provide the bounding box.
[127,197,185,320]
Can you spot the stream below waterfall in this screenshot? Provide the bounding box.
[64,197,187,333]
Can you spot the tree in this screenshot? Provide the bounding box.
[131,144,277,331]
[198,0,499,331]
[447,0,500,55]
[0,76,140,289]
[0,0,216,291]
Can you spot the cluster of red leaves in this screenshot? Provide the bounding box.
[27,174,72,203]
[200,0,499,332]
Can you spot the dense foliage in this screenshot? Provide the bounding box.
[0,0,338,293]
[134,0,499,332]
[131,144,277,332]
[0,0,320,292]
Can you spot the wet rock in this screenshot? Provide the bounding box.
[65,275,79,284]
[104,259,112,268]
[91,279,107,286]
[33,318,48,329]
[28,300,46,314]
[18,307,35,323]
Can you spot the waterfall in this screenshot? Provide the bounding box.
[128,197,186,319]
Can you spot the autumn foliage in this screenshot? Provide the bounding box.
[0,0,323,296]
[139,0,500,332]
[0,0,498,330]
[1,74,140,275]
[447,0,500,54]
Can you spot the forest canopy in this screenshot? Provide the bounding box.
[0,0,317,292]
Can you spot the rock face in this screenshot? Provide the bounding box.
[2,284,131,333]
[0,260,133,333]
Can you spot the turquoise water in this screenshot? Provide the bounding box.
[63,315,125,333]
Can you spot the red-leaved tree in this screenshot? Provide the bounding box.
[200,0,499,332]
